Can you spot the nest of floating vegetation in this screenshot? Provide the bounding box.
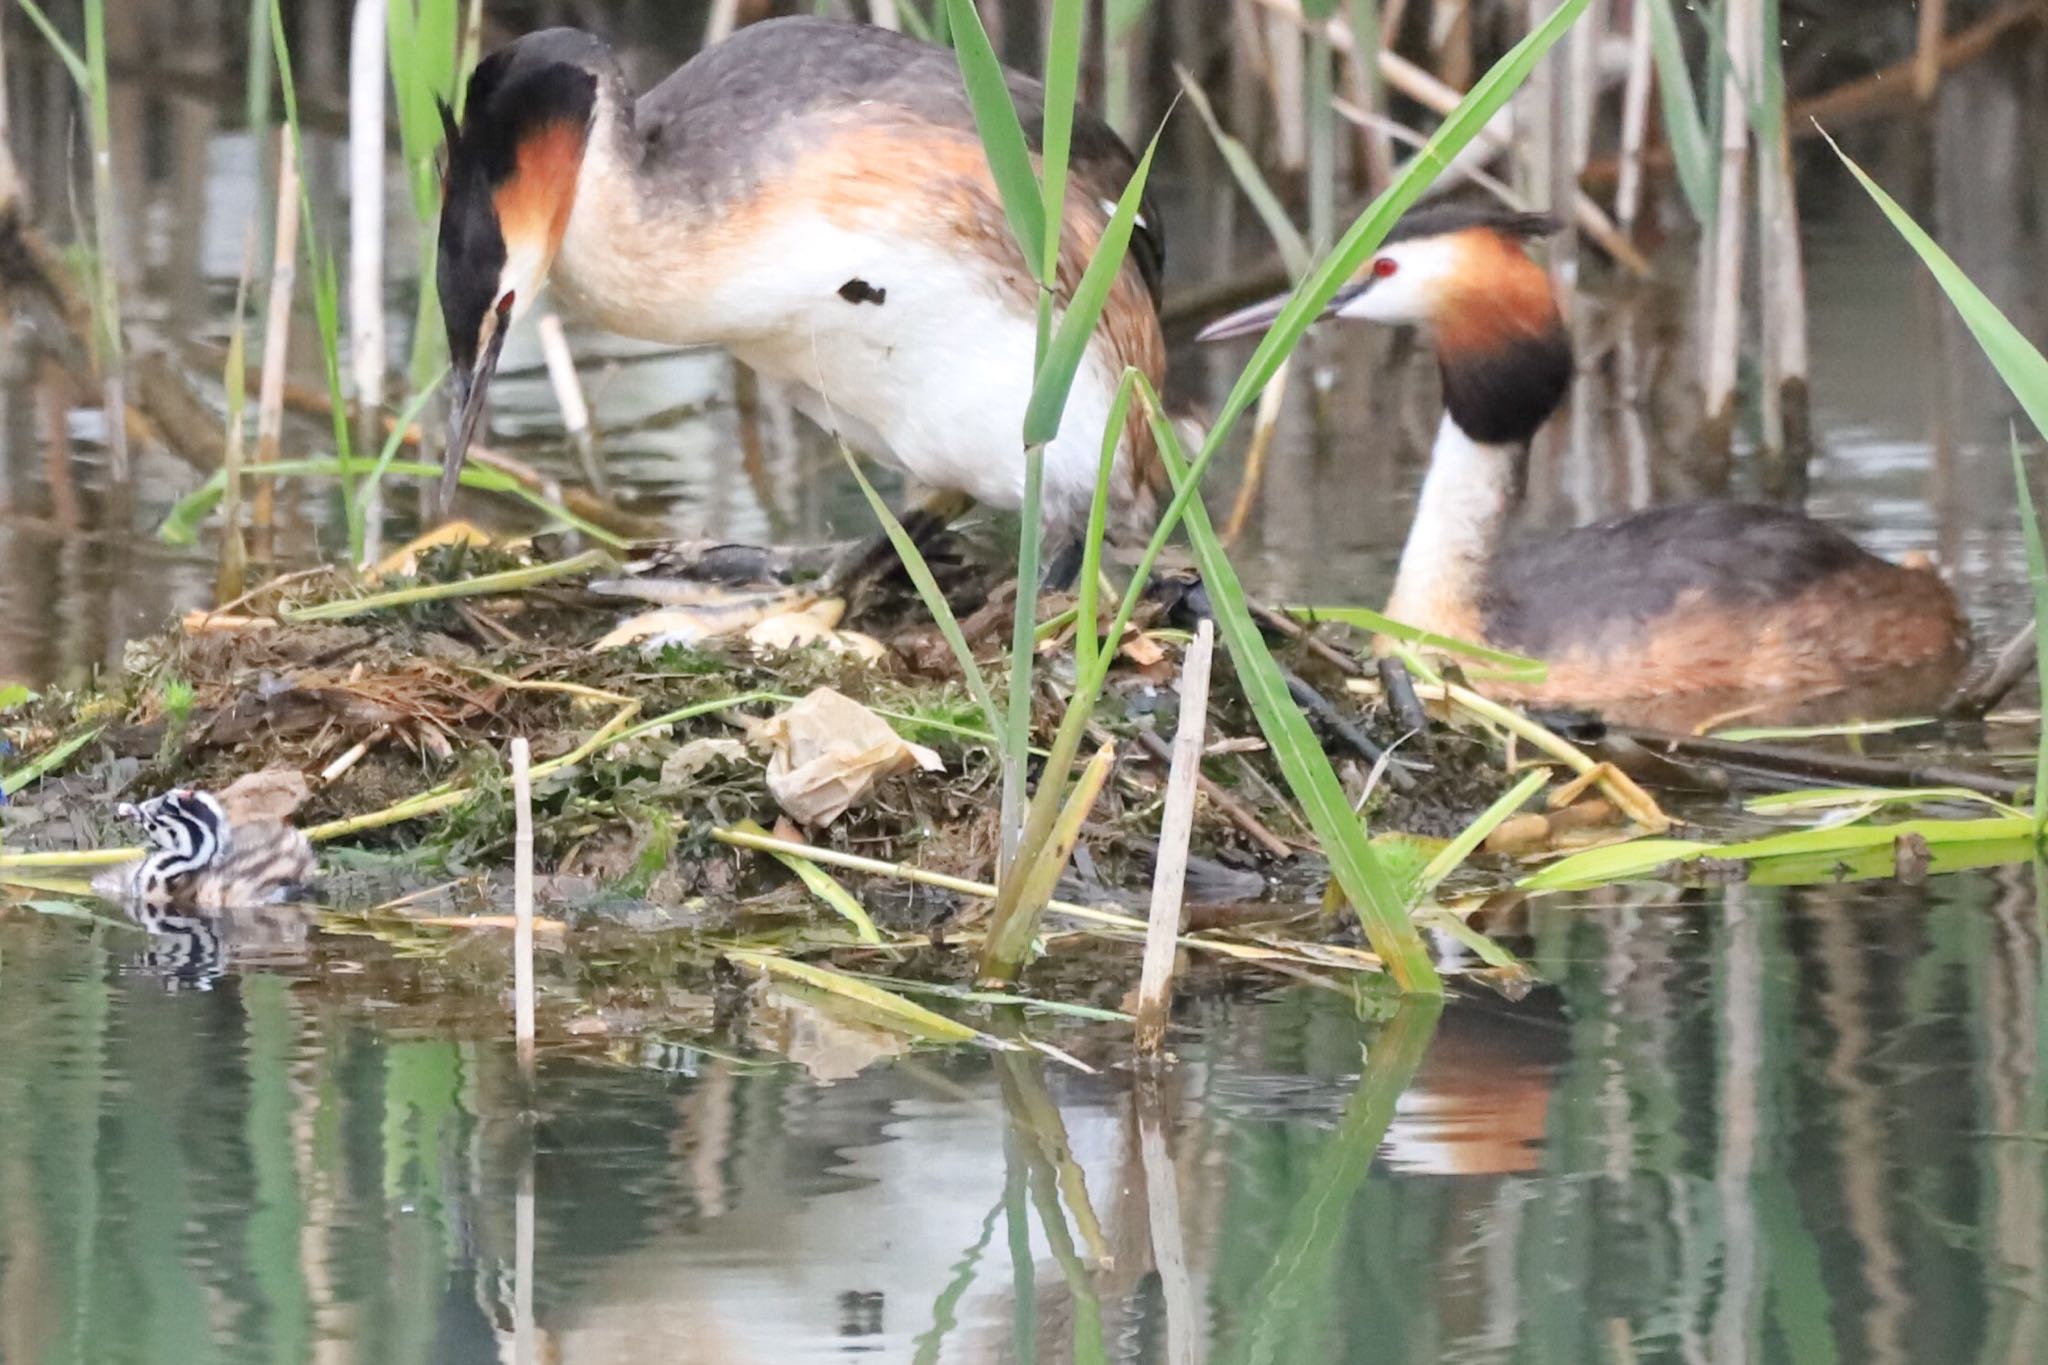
[5,537,1512,933]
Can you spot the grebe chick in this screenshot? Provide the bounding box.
[1199,203,1970,726]
[96,787,316,910]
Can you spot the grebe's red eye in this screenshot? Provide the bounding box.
[1371,257,1399,280]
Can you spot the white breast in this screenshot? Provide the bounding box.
[555,197,1131,533]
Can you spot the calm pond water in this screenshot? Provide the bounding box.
[5,870,2048,1363]
[5,4,2048,1362]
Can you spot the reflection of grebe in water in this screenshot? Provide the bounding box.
[94,786,318,989]
[1382,999,1568,1177]
[1201,203,1971,729]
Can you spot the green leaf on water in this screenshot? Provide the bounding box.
[1745,786,2027,821]
[1522,816,2036,892]
[1517,837,1719,892]
[1,724,106,796]
[727,950,994,1047]
[732,819,883,946]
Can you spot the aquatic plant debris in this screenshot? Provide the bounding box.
[754,688,946,827]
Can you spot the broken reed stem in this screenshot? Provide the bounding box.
[983,740,1120,985]
[1755,0,1811,486]
[216,229,259,603]
[1136,619,1213,1057]
[512,735,536,1054]
[253,131,302,544]
[348,0,388,565]
[712,825,1134,926]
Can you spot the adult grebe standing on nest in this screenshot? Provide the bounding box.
[1199,203,1970,728]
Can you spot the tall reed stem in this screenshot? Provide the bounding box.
[349,0,388,563]
[81,0,127,483]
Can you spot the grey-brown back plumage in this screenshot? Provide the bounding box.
[629,17,1163,300]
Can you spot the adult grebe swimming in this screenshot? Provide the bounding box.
[1200,203,1970,727]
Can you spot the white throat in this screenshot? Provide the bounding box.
[1383,415,1521,640]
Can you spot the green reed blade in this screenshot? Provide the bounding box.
[1285,605,1550,682]
[1152,416,1441,995]
[945,0,1047,283]
[1641,0,1715,223]
[1036,0,1084,285]
[838,449,1004,741]
[1827,138,2048,440]
[1417,769,1551,900]
[1022,125,1161,445]
[1177,67,1310,278]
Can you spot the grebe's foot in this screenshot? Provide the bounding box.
[819,489,976,610]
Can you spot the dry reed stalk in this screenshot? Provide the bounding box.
[512,735,536,1055]
[253,132,302,544]
[216,229,259,603]
[1568,0,1605,172]
[1914,0,1948,103]
[1756,80,1810,482]
[705,0,740,46]
[1261,0,1650,277]
[1265,5,1308,172]
[1429,0,1470,88]
[1136,619,1213,1056]
[1339,0,1393,189]
[1614,0,1654,233]
[1701,0,1756,447]
[536,311,607,494]
[348,0,387,564]
[0,17,19,215]
[869,0,901,29]
[1223,356,1290,544]
[1537,0,1580,292]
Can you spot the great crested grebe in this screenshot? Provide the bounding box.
[96,787,316,910]
[436,17,1166,551]
[1199,203,1971,726]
